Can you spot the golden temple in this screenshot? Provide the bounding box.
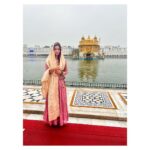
[79,35,101,59]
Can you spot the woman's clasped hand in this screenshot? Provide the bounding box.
[49,66,65,79]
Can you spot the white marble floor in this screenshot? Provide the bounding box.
[23,113,127,128]
[23,86,127,128]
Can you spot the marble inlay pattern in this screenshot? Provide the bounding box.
[23,88,45,104]
[70,89,117,109]
[118,92,127,105]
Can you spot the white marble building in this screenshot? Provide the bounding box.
[101,45,127,56]
[23,45,73,56]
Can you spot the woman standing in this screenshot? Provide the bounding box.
[41,42,69,126]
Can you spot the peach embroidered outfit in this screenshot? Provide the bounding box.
[41,50,68,126]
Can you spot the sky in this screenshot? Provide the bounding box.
[23,5,127,48]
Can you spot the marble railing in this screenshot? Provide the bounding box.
[23,80,127,89]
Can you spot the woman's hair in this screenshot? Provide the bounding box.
[53,42,61,64]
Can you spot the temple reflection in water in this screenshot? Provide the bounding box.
[79,59,99,82]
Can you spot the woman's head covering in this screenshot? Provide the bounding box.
[45,42,66,71]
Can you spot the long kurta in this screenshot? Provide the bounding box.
[43,63,69,126]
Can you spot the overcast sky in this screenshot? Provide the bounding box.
[23,5,127,47]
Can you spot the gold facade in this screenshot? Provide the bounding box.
[79,36,100,58]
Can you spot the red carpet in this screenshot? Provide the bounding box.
[23,119,127,145]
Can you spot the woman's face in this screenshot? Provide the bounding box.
[54,45,60,56]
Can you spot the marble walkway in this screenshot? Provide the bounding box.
[23,85,127,128]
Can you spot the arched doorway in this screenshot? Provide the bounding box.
[83,53,95,59]
[86,53,92,58]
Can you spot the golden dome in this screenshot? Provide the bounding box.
[81,36,85,40]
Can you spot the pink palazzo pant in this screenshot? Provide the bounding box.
[43,78,69,126]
